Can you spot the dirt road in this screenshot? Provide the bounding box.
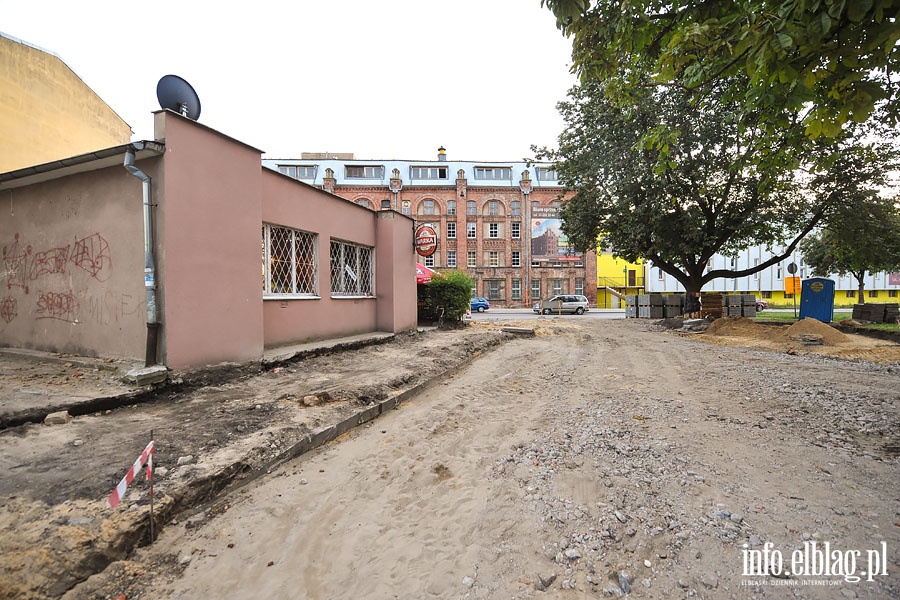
[64,318,899,599]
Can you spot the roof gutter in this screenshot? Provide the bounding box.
[123,143,160,367]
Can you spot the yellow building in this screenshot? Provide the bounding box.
[0,32,131,173]
[596,252,644,308]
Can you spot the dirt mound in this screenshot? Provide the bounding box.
[783,318,848,345]
[705,316,769,338]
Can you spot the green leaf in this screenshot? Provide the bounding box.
[820,11,832,34]
[776,33,794,49]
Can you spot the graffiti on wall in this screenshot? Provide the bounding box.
[2,233,31,293]
[0,296,16,324]
[1,232,117,326]
[36,290,79,322]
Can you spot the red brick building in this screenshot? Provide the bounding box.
[263,149,596,308]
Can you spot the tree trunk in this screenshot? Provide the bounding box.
[856,272,866,305]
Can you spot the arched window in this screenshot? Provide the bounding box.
[419,199,436,215]
[447,200,457,215]
[482,199,505,217]
[356,198,373,209]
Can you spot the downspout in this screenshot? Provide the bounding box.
[123,145,159,367]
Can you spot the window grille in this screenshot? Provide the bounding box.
[330,239,374,296]
[262,224,318,296]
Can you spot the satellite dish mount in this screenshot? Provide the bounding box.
[156,75,201,121]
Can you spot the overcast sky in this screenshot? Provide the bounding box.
[3,0,577,162]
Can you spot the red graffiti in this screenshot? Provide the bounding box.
[2,233,31,294]
[70,233,111,280]
[30,245,71,280]
[0,296,16,324]
[36,290,79,322]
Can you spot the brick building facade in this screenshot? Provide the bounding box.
[262,149,597,308]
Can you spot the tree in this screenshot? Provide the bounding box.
[801,193,900,304]
[535,79,873,296]
[541,0,900,139]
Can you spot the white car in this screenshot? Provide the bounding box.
[533,294,590,315]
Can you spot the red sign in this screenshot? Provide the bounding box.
[415,225,437,257]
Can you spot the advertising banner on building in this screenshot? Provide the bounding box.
[889,272,900,286]
[531,206,581,264]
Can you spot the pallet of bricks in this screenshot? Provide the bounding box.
[724,294,757,317]
[700,293,724,319]
[625,295,638,318]
[663,294,684,317]
[852,303,900,323]
[637,294,665,318]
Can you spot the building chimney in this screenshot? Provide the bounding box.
[438,146,447,161]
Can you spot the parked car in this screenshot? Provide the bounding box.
[755,298,768,312]
[533,294,590,315]
[470,297,490,312]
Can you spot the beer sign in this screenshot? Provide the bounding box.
[415,224,437,257]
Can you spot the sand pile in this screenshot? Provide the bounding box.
[705,316,770,338]
[783,318,849,345]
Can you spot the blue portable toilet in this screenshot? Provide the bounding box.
[799,277,835,322]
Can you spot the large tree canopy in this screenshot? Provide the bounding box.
[541,0,900,138]
[801,191,900,303]
[536,80,879,294]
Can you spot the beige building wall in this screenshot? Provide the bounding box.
[0,33,132,173]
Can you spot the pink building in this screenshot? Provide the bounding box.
[0,111,418,370]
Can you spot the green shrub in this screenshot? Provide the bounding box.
[426,270,473,324]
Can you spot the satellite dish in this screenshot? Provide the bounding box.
[156,75,201,120]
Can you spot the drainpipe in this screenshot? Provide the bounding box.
[123,145,159,367]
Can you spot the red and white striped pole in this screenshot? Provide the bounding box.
[106,440,154,509]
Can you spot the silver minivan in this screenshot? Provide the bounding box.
[534,294,590,315]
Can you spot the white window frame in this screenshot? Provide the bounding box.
[330,239,374,297]
[262,223,318,297]
[474,166,511,180]
[511,251,521,267]
[447,222,457,239]
[345,165,384,179]
[511,279,521,299]
[447,251,457,268]
[467,222,477,239]
[467,251,476,268]
[511,221,520,239]
[489,223,499,239]
[410,166,448,179]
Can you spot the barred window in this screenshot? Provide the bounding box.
[330,239,374,296]
[262,224,318,296]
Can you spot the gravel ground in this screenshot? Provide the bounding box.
[58,317,899,600]
[1,317,897,599]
